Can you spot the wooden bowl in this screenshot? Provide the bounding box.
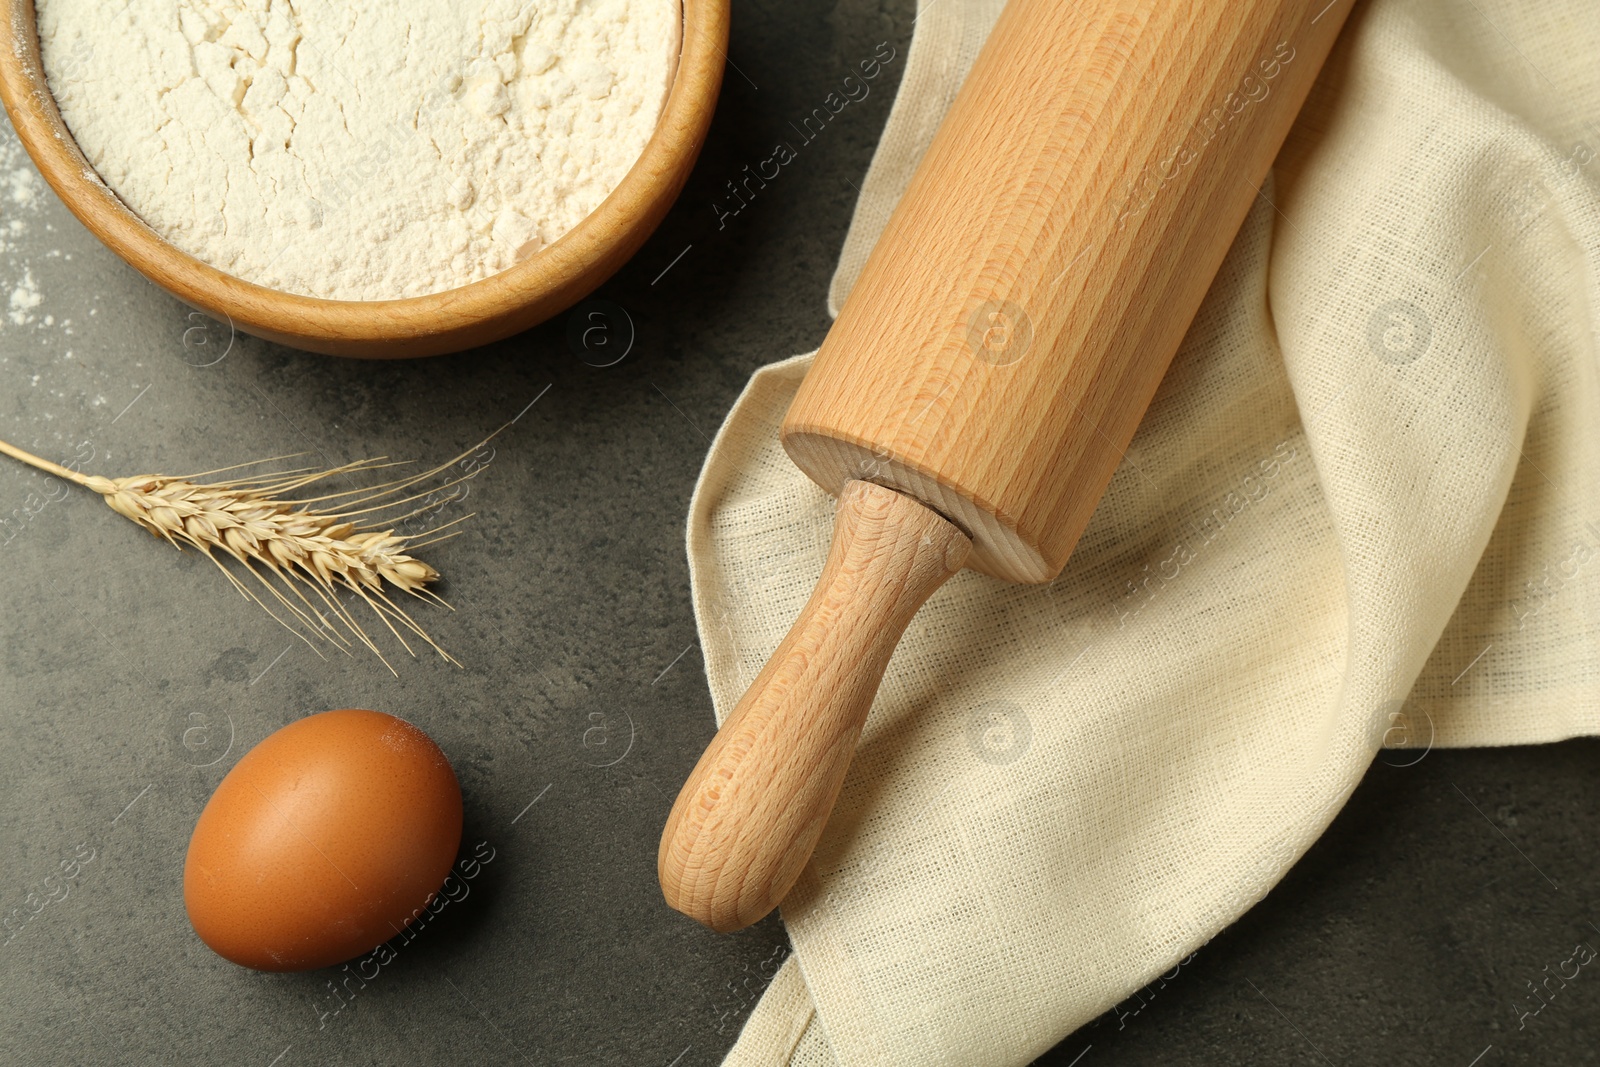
[0,0,726,358]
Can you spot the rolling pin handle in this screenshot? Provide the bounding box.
[658,480,970,931]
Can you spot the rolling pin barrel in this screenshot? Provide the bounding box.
[662,0,1352,931]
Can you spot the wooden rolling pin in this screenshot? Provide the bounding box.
[660,0,1352,932]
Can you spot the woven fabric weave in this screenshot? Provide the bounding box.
[689,1,1600,1063]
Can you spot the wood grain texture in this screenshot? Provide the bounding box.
[784,0,1351,581]
[0,0,724,358]
[659,480,970,932]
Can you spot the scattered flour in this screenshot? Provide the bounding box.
[5,162,40,210]
[35,0,680,300]
[1,130,33,259]
[8,270,42,326]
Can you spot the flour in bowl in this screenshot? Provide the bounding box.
[35,0,680,300]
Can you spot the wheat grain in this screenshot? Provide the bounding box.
[0,438,485,672]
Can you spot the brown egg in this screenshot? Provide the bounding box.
[184,709,463,971]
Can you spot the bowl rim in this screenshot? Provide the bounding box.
[0,0,727,356]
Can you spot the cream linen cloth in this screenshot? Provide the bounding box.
[687,1,1600,1064]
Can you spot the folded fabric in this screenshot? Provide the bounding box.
[687,1,1600,1063]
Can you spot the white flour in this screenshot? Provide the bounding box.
[35,0,679,300]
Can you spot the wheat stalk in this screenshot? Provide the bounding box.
[0,437,488,672]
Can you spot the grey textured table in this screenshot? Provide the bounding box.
[2,2,1596,1065]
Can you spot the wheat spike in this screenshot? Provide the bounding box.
[0,438,486,673]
